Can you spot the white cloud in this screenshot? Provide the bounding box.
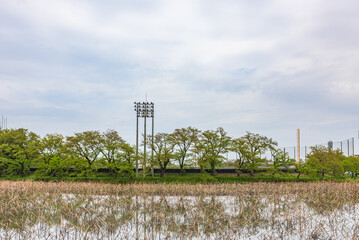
[0,0,358,148]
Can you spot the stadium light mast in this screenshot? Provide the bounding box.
[134,102,154,178]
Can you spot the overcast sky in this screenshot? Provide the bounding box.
[0,0,358,151]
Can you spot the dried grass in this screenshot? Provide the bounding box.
[1,181,359,239]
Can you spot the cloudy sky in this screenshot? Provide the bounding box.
[0,0,358,150]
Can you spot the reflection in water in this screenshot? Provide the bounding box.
[1,193,359,239]
[1,182,359,239]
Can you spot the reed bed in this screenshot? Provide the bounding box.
[1,181,359,239]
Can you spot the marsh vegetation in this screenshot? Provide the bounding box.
[1,181,359,239]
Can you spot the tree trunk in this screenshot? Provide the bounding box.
[86,157,93,167]
[210,162,216,176]
[199,165,203,172]
[160,168,165,177]
[20,162,25,177]
[179,164,184,176]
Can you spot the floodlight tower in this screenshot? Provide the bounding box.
[134,102,154,177]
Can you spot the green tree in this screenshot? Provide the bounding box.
[240,132,277,176]
[99,129,135,177]
[230,137,250,176]
[99,130,123,165]
[35,133,66,177]
[306,146,345,179]
[119,142,135,165]
[36,133,64,163]
[194,127,231,176]
[115,142,136,178]
[192,138,211,172]
[148,133,175,177]
[270,149,295,176]
[293,161,309,179]
[343,155,359,178]
[170,127,200,176]
[0,128,39,176]
[66,131,102,170]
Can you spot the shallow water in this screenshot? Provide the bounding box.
[2,193,359,239]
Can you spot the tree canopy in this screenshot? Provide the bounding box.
[0,127,355,179]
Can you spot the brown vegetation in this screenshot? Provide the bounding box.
[1,181,359,239]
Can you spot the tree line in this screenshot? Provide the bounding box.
[0,127,358,179]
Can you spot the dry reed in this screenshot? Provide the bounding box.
[1,181,359,239]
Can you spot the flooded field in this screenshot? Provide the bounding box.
[1,181,359,239]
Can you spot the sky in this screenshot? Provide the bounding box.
[0,0,358,152]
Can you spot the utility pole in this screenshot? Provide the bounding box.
[143,108,147,178]
[134,103,140,177]
[151,112,154,176]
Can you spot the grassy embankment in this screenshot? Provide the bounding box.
[0,172,356,183]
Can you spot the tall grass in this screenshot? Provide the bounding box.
[1,181,359,239]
